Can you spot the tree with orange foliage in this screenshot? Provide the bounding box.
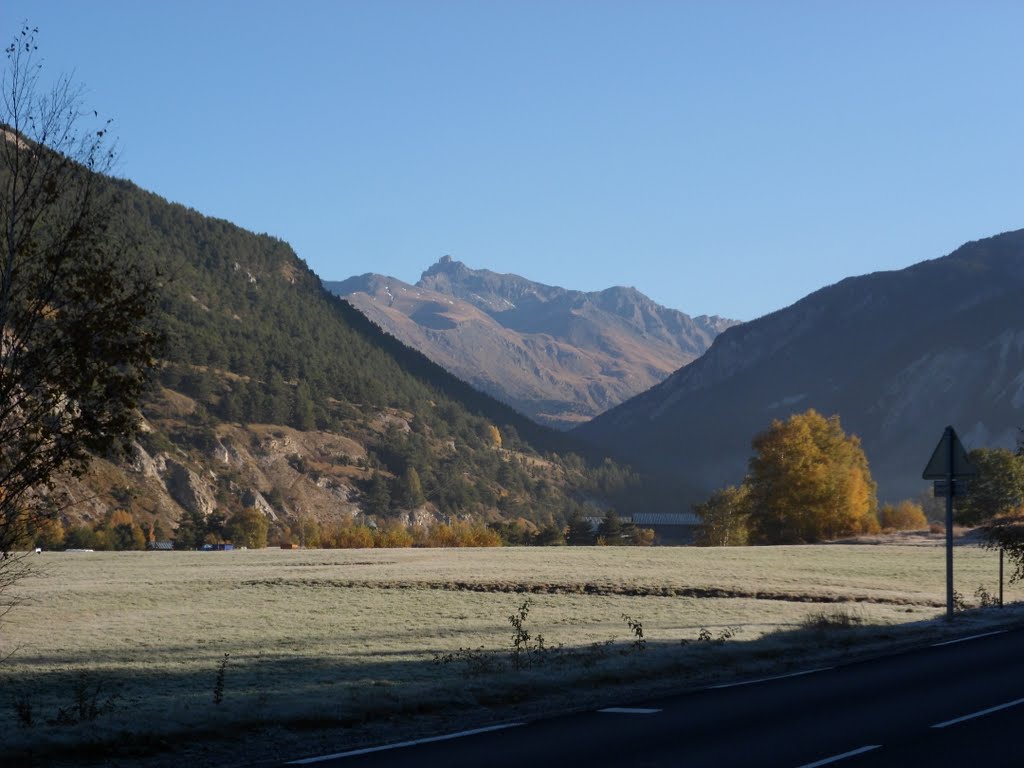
[878,500,928,532]
[374,522,414,548]
[746,409,878,544]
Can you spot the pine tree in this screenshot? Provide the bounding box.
[566,512,594,545]
[401,467,426,508]
[597,511,624,544]
[292,381,316,431]
[364,472,393,517]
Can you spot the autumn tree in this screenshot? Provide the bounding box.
[227,508,269,549]
[0,27,161,609]
[878,500,928,532]
[105,510,146,550]
[745,410,878,544]
[693,484,750,546]
[294,516,321,548]
[954,448,1024,526]
[32,517,64,550]
[374,522,413,548]
[328,524,375,549]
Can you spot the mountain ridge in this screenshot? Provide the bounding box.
[574,228,1024,505]
[326,257,738,428]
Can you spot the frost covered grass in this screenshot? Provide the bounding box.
[1,545,1020,766]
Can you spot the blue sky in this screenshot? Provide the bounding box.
[3,2,1023,320]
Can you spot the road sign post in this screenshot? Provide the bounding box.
[922,426,977,619]
[933,479,968,497]
[1000,548,1004,608]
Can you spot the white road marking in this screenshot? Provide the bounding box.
[931,697,1024,729]
[599,707,662,714]
[709,667,833,690]
[931,630,1007,647]
[795,744,882,768]
[286,722,527,764]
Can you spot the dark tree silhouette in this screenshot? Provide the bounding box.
[0,26,161,611]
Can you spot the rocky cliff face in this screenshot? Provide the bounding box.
[50,387,372,538]
[326,258,737,428]
[575,229,1024,504]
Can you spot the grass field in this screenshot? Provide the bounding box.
[2,543,1021,766]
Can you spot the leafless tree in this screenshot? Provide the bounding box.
[0,25,162,624]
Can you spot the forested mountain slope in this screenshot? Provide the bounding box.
[49,178,639,544]
[575,229,1024,505]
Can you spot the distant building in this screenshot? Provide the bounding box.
[627,513,701,545]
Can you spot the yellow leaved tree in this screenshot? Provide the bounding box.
[746,409,879,544]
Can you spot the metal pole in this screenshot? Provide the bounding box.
[946,426,954,619]
[1000,548,1005,608]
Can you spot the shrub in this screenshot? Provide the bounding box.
[622,614,645,651]
[326,525,375,549]
[423,522,502,547]
[374,524,414,548]
[213,653,229,705]
[800,608,864,629]
[878,500,928,532]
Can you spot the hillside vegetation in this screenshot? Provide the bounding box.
[42,179,640,545]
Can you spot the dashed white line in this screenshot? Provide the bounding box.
[795,744,882,768]
[931,630,1007,648]
[599,707,662,714]
[709,667,833,690]
[286,722,526,764]
[931,697,1024,729]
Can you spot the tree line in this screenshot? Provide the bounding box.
[29,506,656,550]
[693,409,1024,551]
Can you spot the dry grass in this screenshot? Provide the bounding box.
[1,545,1021,766]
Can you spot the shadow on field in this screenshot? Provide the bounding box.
[5,604,1024,768]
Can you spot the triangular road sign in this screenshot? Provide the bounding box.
[922,426,977,479]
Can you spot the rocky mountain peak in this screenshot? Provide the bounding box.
[329,258,738,428]
[422,254,461,277]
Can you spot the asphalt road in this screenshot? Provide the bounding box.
[286,627,1024,768]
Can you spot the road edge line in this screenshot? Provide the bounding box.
[709,667,833,690]
[795,744,882,768]
[930,629,1006,647]
[286,722,527,764]
[931,697,1024,729]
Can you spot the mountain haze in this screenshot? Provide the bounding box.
[327,257,736,428]
[575,229,1024,504]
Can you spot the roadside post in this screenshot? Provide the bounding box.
[922,426,977,619]
[1000,548,1004,608]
